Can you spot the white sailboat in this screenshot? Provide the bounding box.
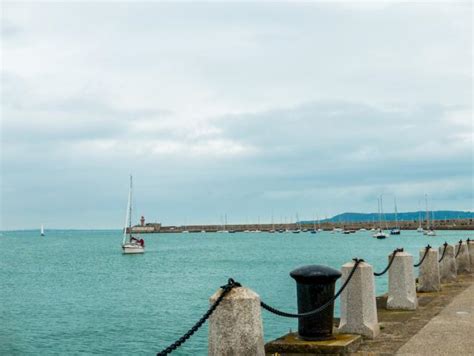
[40,224,45,236]
[390,197,401,235]
[423,194,436,236]
[373,195,389,239]
[122,175,145,254]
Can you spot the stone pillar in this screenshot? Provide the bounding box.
[439,244,457,283]
[418,248,441,292]
[455,241,471,274]
[387,251,417,310]
[338,260,380,338]
[208,286,265,356]
[467,239,474,270]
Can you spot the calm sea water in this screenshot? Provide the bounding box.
[1,229,472,355]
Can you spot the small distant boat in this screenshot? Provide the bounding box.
[201,230,206,233]
[374,229,389,239]
[359,228,367,231]
[40,224,45,236]
[390,197,401,235]
[121,175,145,254]
[373,195,389,239]
[423,195,436,236]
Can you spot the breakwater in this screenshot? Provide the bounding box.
[131,218,474,233]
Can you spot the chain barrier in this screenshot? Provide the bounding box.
[374,248,403,276]
[156,278,241,356]
[438,242,448,263]
[414,245,431,267]
[260,258,363,318]
[455,240,463,258]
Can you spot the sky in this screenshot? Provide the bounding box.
[1,1,472,229]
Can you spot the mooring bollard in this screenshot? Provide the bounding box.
[439,243,457,283]
[387,251,417,310]
[338,260,379,338]
[418,247,441,292]
[208,286,265,356]
[290,265,341,340]
[466,239,474,270]
[455,241,471,274]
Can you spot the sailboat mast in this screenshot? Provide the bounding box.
[123,175,132,245]
[394,197,399,228]
[425,194,430,230]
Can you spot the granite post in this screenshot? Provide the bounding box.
[338,260,380,338]
[387,251,417,310]
[455,241,471,274]
[438,243,457,283]
[209,286,265,356]
[467,239,474,270]
[418,248,441,292]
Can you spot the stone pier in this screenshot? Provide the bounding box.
[455,241,471,274]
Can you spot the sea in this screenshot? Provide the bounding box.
[0,229,472,355]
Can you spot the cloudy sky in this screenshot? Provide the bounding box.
[1,1,472,229]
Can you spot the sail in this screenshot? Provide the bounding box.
[40,224,44,235]
[122,175,132,245]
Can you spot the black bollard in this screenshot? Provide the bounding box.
[290,265,342,340]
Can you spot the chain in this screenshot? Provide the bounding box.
[374,248,403,276]
[260,258,363,318]
[414,245,431,267]
[156,278,241,356]
[438,242,448,263]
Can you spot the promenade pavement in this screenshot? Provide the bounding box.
[396,281,474,355]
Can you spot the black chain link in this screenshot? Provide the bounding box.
[260,258,363,318]
[156,278,241,356]
[455,240,463,258]
[438,242,448,263]
[374,248,403,276]
[414,245,431,267]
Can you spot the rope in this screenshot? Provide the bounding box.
[374,248,403,276]
[414,245,431,267]
[455,240,463,258]
[156,278,241,356]
[438,242,448,263]
[260,258,363,318]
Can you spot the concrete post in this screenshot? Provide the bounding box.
[455,241,471,274]
[338,260,380,339]
[387,251,417,310]
[468,240,474,269]
[208,286,265,356]
[439,244,457,283]
[418,248,441,292]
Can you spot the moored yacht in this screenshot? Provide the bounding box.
[122,175,145,254]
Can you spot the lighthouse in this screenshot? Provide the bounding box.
[140,216,145,227]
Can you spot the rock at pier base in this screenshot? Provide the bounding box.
[439,244,457,283]
[338,261,379,338]
[387,252,418,310]
[418,248,441,292]
[265,332,361,355]
[208,286,265,356]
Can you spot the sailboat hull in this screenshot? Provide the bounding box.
[122,244,145,254]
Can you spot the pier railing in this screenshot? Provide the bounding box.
[156,238,473,355]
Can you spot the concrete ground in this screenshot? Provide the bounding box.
[355,272,473,355]
[395,281,474,355]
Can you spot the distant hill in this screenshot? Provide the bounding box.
[302,211,474,223]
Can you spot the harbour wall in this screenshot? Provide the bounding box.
[131,218,474,233]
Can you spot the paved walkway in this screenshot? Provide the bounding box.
[396,281,474,355]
